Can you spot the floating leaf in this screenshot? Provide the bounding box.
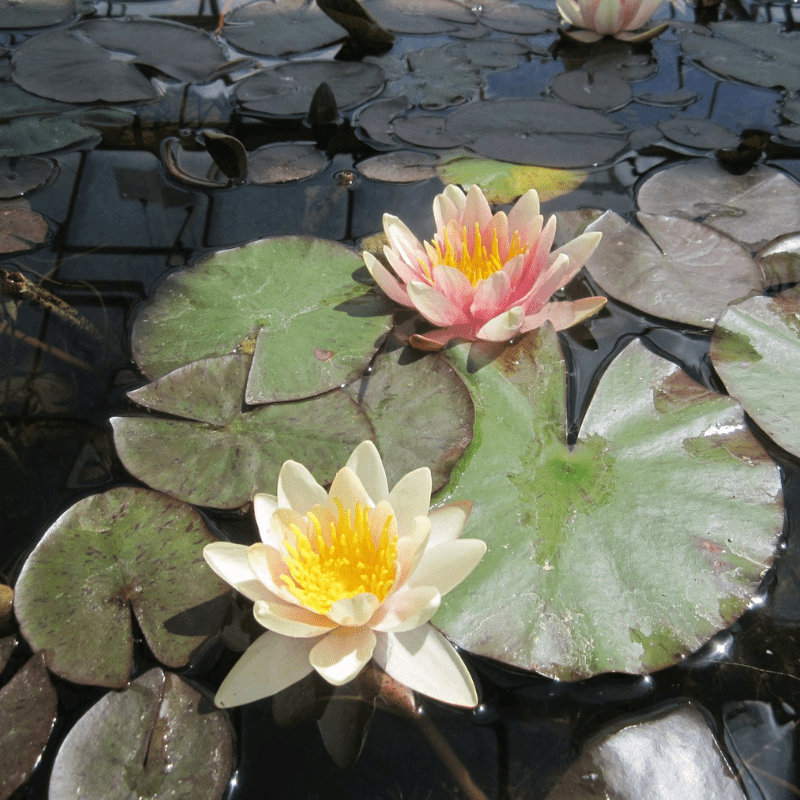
[236,61,384,117]
[0,0,75,28]
[344,341,474,492]
[357,151,438,183]
[550,70,632,111]
[637,162,800,251]
[711,287,800,460]
[49,668,233,800]
[132,236,392,402]
[0,203,50,254]
[364,0,476,34]
[112,355,375,508]
[436,154,586,204]
[434,329,782,679]
[0,652,57,800]
[478,3,556,34]
[222,0,346,57]
[756,233,800,287]
[547,704,745,799]
[656,118,739,151]
[0,156,56,198]
[582,211,763,328]
[443,39,530,69]
[14,487,230,688]
[161,137,228,188]
[247,143,328,184]
[0,115,101,158]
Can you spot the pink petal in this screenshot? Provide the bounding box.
[310,626,377,686]
[408,323,479,349]
[507,189,540,235]
[616,21,668,41]
[561,27,604,41]
[523,253,576,313]
[627,0,664,28]
[548,230,602,277]
[463,184,493,230]
[434,186,466,232]
[277,460,328,514]
[373,626,478,707]
[215,631,318,708]
[254,597,336,637]
[384,215,427,271]
[431,265,474,308]
[484,210,509,256]
[345,440,389,505]
[407,281,469,326]
[405,539,487,596]
[502,254,529,295]
[470,270,513,321]
[370,586,440,633]
[327,593,381,627]
[594,0,624,33]
[476,306,525,341]
[363,251,413,306]
[384,243,427,285]
[427,501,471,546]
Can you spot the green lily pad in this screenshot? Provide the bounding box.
[112,354,375,509]
[434,328,782,679]
[0,651,57,800]
[131,236,393,403]
[582,211,763,328]
[344,341,474,492]
[49,668,233,800]
[435,153,587,204]
[711,287,800,460]
[0,156,56,198]
[0,114,101,158]
[14,487,231,688]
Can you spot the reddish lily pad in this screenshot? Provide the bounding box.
[14,487,231,688]
[435,328,782,679]
[112,355,375,509]
[248,143,328,184]
[49,668,233,800]
[0,651,57,800]
[0,203,50,254]
[357,151,438,183]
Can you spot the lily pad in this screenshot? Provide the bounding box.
[445,98,628,168]
[14,486,231,688]
[0,114,101,158]
[247,143,328,184]
[0,204,50,254]
[344,342,474,492]
[0,652,57,800]
[637,162,800,251]
[711,287,800,460]
[132,236,392,403]
[357,151,438,183]
[222,0,346,56]
[0,0,75,28]
[443,39,530,69]
[478,3,556,34]
[656,118,739,151]
[436,154,587,204]
[0,156,56,198]
[434,328,782,679]
[546,704,745,800]
[112,355,375,508]
[756,233,800,287]
[582,211,763,328]
[49,668,233,800]
[550,70,632,111]
[364,0,476,34]
[12,18,227,104]
[236,61,384,117]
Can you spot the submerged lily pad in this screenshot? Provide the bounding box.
[434,329,782,679]
[49,668,233,800]
[0,652,57,800]
[14,487,230,688]
[711,287,800,460]
[132,236,392,402]
[582,211,763,328]
[0,156,56,198]
[637,162,800,251]
[112,355,375,509]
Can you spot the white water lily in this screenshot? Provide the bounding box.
[557,0,668,42]
[204,441,486,708]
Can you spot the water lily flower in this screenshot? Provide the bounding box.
[557,0,668,43]
[363,184,606,350]
[204,441,486,708]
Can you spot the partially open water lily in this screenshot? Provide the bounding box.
[204,441,486,708]
[557,0,668,42]
[363,184,606,350]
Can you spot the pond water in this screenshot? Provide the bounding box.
[2,0,800,798]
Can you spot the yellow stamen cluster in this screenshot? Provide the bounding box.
[280,502,397,615]
[422,223,528,286]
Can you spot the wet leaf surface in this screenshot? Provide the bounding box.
[0,204,50,254]
[711,287,800,460]
[546,704,745,799]
[49,668,233,800]
[756,233,800,287]
[12,18,227,103]
[222,0,346,56]
[113,354,375,508]
[0,114,101,158]
[582,210,763,328]
[0,156,56,198]
[14,487,230,687]
[637,161,800,251]
[0,651,57,800]
[356,150,438,183]
[247,143,328,184]
[236,61,385,117]
[435,329,782,679]
[656,118,739,151]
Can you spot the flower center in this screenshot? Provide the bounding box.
[424,222,528,286]
[280,502,397,615]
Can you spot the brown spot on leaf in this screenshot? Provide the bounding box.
[314,348,334,361]
[653,369,717,414]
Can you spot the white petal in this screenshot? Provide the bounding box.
[327,593,381,627]
[246,543,293,600]
[406,539,487,596]
[277,460,328,514]
[507,189,540,234]
[388,467,432,537]
[427,502,471,546]
[328,466,372,513]
[463,184,493,229]
[373,626,478,707]
[254,598,336,637]
[627,0,664,29]
[384,214,427,269]
[203,542,256,591]
[215,631,317,708]
[310,627,377,686]
[476,306,524,341]
[434,188,465,232]
[395,515,432,585]
[370,586,440,633]
[253,493,279,542]
[345,440,389,505]
[548,231,602,277]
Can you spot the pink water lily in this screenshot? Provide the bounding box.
[363,184,606,350]
[203,441,486,708]
[557,0,668,42]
